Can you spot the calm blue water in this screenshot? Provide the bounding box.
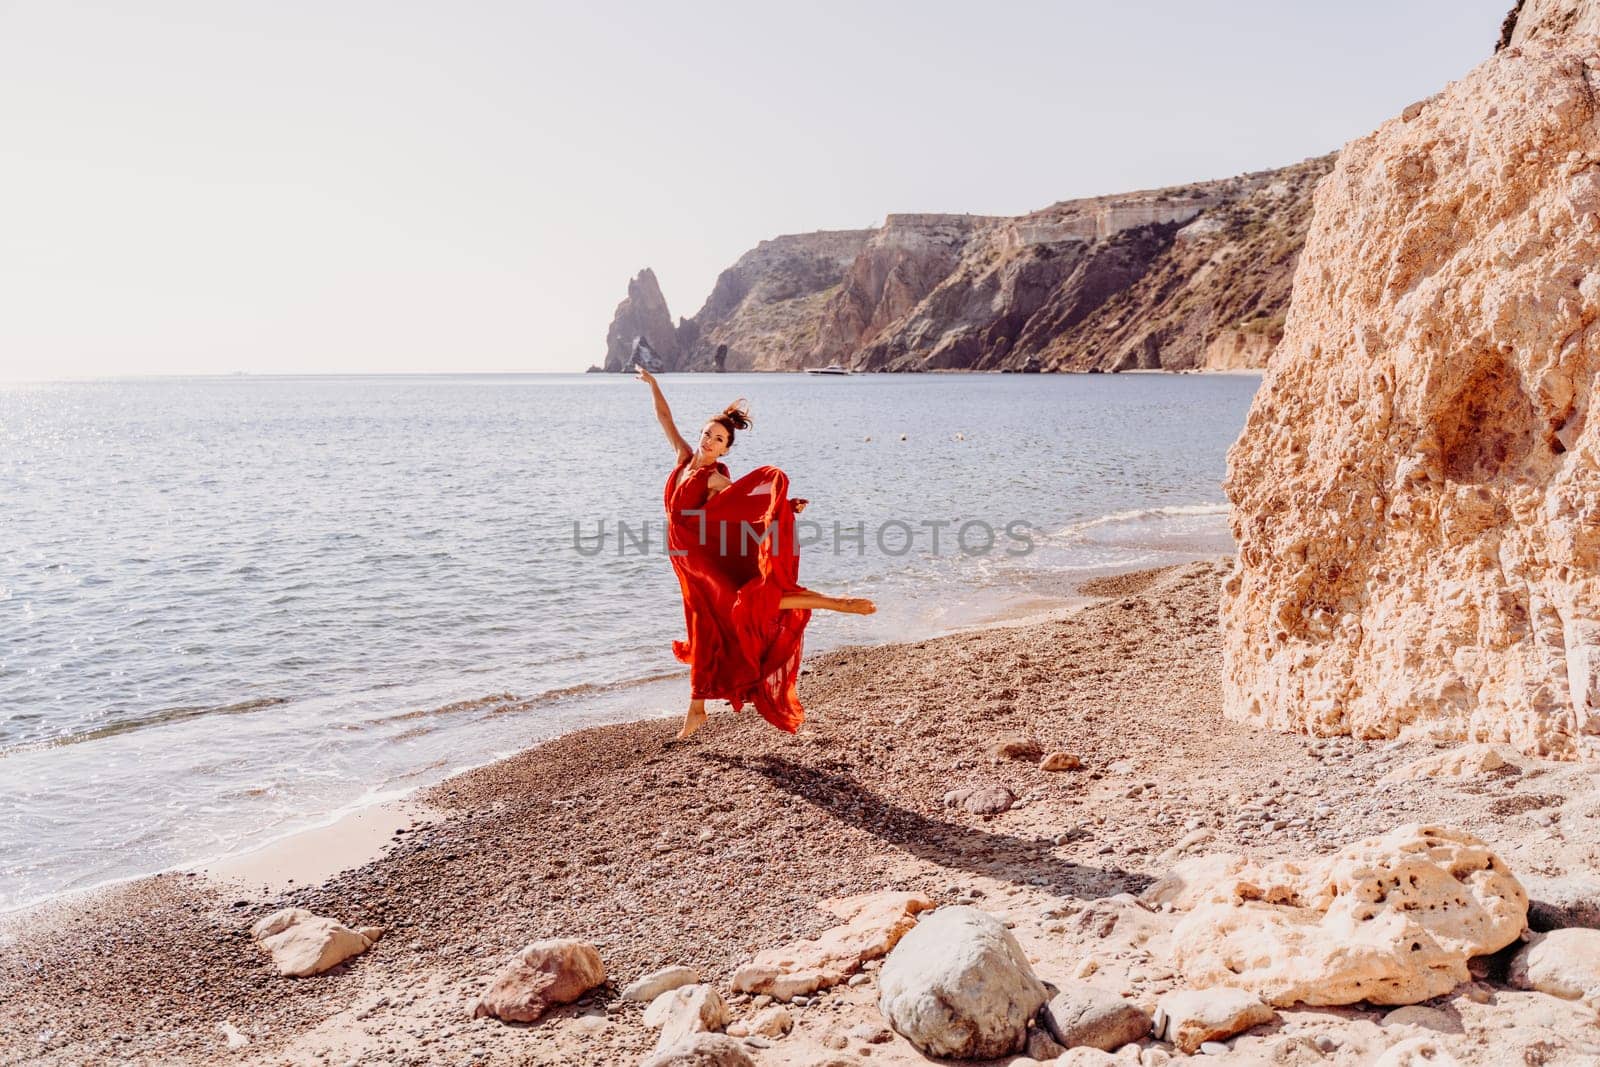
[0,372,1257,910]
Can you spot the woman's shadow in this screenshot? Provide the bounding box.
[705,752,1151,900]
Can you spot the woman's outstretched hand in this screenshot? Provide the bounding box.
[634,365,657,386]
[793,498,809,514]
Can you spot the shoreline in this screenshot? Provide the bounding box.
[0,559,1186,921]
[6,556,1593,1065]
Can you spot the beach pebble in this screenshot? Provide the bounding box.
[1509,929,1600,1001]
[250,908,378,978]
[624,965,701,1003]
[990,736,1044,764]
[1152,989,1276,1055]
[943,785,1016,816]
[646,984,730,1053]
[639,1033,755,1067]
[727,1006,792,1039]
[1039,983,1152,1051]
[472,939,605,1023]
[1199,1041,1230,1055]
[1040,751,1083,772]
[877,906,1046,1058]
[849,1022,892,1044]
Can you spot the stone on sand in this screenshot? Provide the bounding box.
[645,984,730,1052]
[877,905,1047,1059]
[471,938,605,1023]
[725,1005,791,1039]
[731,891,932,999]
[1152,988,1276,1055]
[1381,744,1506,782]
[1040,983,1152,1051]
[1165,824,1527,1005]
[638,1033,756,1067]
[1509,929,1600,1003]
[623,965,701,1003]
[942,784,1016,815]
[1040,751,1083,771]
[249,907,377,978]
[989,735,1043,763]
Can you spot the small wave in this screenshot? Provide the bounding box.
[1049,503,1229,539]
[0,696,291,757]
[366,670,691,729]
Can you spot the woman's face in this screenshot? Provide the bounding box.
[699,422,730,459]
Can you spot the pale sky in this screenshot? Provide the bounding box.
[1,1,1508,378]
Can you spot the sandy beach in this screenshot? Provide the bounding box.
[3,558,1598,1066]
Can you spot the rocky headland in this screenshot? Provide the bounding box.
[600,158,1332,374]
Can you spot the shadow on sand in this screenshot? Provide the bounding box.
[706,752,1151,900]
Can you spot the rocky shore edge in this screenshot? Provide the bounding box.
[3,560,1599,1066]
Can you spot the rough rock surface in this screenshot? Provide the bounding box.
[638,1033,756,1067]
[877,905,1047,1059]
[602,268,681,372]
[470,938,605,1023]
[249,908,375,977]
[1162,825,1527,1005]
[1153,988,1276,1055]
[1222,38,1600,759]
[645,983,729,1052]
[942,783,1016,815]
[1508,928,1600,1000]
[1502,0,1600,48]
[1382,744,1508,782]
[622,964,700,1003]
[729,891,931,999]
[1039,983,1152,1051]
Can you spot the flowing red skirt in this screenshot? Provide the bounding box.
[663,455,813,732]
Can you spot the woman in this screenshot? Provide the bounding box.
[637,366,874,741]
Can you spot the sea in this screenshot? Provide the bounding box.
[0,371,1258,912]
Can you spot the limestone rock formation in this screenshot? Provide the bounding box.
[1162,825,1527,1006]
[1152,988,1276,1055]
[730,891,932,999]
[601,158,1331,372]
[876,905,1047,1059]
[639,1033,756,1067]
[471,938,606,1022]
[1222,38,1600,758]
[1508,928,1600,1002]
[1500,1,1600,49]
[603,268,680,372]
[249,908,376,977]
[645,984,730,1052]
[1381,744,1508,782]
[1039,984,1152,1052]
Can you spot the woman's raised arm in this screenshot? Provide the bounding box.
[636,366,692,461]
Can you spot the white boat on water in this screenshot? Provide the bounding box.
[804,364,851,376]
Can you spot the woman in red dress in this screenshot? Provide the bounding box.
[637,366,874,740]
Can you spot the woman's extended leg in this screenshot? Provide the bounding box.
[676,698,708,740]
[778,591,876,614]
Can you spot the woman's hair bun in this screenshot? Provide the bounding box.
[720,398,753,432]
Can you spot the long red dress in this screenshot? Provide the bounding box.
[664,452,814,732]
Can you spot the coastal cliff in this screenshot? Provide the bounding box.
[602,156,1333,373]
[1223,19,1600,757]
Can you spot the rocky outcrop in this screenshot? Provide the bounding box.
[1158,825,1527,1006]
[877,905,1047,1059]
[601,158,1331,372]
[1500,1,1600,48]
[472,939,606,1022]
[1221,37,1600,757]
[250,908,379,977]
[603,269,680,372]
[678,230,875,371]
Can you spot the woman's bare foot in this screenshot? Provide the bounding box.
[675,701,708,740]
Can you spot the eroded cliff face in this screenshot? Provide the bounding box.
[1500,0,1600,48]
[603,269,679,372]
[602,158,1330,372]
[1222,41,1600,758]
